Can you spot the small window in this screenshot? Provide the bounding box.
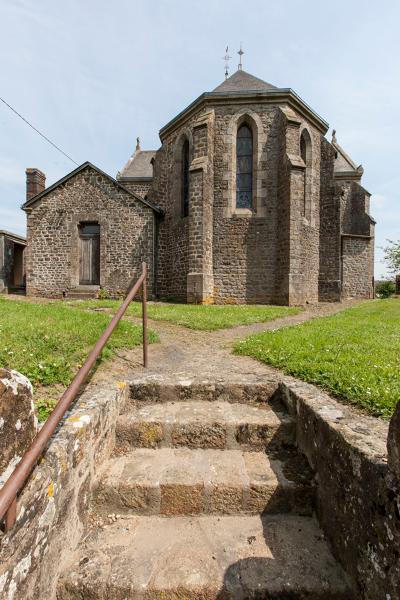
[182,139,190,217]
[236,124,253,209]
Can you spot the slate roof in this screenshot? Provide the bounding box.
[159,69,329,138]
[332,135,362,177]
[117,150,156,180]
[212,70,277,93]
[333,142,358,173]
[21,162,162,213]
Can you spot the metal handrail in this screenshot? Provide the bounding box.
[0,262,148,532]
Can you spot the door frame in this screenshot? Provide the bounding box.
[78,222,100,286]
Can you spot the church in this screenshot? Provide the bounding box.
[22,66,375,305]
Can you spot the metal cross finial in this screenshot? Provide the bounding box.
[238,43,244,70]
[222,46,231,80]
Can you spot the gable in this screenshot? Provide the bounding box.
[22,162,162,214]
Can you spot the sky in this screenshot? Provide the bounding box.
[0,0,399,277]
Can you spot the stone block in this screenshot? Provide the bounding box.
[0,369,37,484]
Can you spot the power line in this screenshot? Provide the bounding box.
[0,96,79,166]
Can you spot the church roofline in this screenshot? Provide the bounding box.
[159,88,329,139]
[21,161,163,214]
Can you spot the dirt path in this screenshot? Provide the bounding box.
[92,300,360,388]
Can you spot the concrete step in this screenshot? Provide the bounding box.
[92,448,314,516]
[57,514,352,599]
[64,286,100,300]
[116,400,295,451]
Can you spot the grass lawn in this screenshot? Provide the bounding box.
[234,299,400,417]
[0,297,157,420]
[66,299,302,331]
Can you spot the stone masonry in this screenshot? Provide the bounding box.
[149,71,375,305]
[23,163,160,298]
[22,69,375,304]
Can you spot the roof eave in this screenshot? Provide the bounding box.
[159,89,329,139]
[117,176,153,182]
[0,230,27,245]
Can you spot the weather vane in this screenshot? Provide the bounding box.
[222,46,231,79]
[238,43,244,70]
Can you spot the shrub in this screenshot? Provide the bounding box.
[98,287,111,300]
[375,280,396,298]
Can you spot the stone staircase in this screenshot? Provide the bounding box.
[57,383,353,599]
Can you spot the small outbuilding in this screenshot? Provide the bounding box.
[22,163,162,299]
[0,230,26,293]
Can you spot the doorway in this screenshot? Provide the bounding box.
[79,223,100,285]
[12,243,25,287]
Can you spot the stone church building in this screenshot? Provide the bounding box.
[22,68,375,305]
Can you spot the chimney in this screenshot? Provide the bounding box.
[26,168,46,202]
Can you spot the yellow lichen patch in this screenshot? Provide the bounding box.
[47,482,54,498]
[67,415,82,424]
[138,423,163,446]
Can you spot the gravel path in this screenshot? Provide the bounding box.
[92,300,361,387]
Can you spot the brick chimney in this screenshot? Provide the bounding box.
[26,168,46,202]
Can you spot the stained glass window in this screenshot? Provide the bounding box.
[182,139,190,217]
[236,124,253,209]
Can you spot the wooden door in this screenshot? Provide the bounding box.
[79,224,100,285]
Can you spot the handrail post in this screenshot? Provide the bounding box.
[142,261,148,368]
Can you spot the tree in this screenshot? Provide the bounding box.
[382,240,400,274]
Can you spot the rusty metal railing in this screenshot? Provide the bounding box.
[0,262,148,532]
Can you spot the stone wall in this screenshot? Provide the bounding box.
[0,382,126,600]
[318,140,341,301]
[342,236,374,299]
[119,179,153,199]
[151,108,214,302]
[24,165,156,298]
[153,99,328,305]
[281,379,399,600]
[0,370,37,486]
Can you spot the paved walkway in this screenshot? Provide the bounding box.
[93,300,359,388]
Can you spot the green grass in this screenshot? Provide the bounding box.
[235,299,400,417]
[0,298,157,419]
[66,299,302,331]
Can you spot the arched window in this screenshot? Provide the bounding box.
[182,139,190,217]
[300,130,312,219]
[236,124,253,209]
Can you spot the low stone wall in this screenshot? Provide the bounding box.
[280,378,399,600]
[0,381,126,600]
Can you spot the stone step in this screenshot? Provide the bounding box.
[92,448,314,516]
[126,381,281,410]
[64,285,100,300]
[116,400,295,451]
[57,514,352,599]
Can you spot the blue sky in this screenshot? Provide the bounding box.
[1,0,399,277]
